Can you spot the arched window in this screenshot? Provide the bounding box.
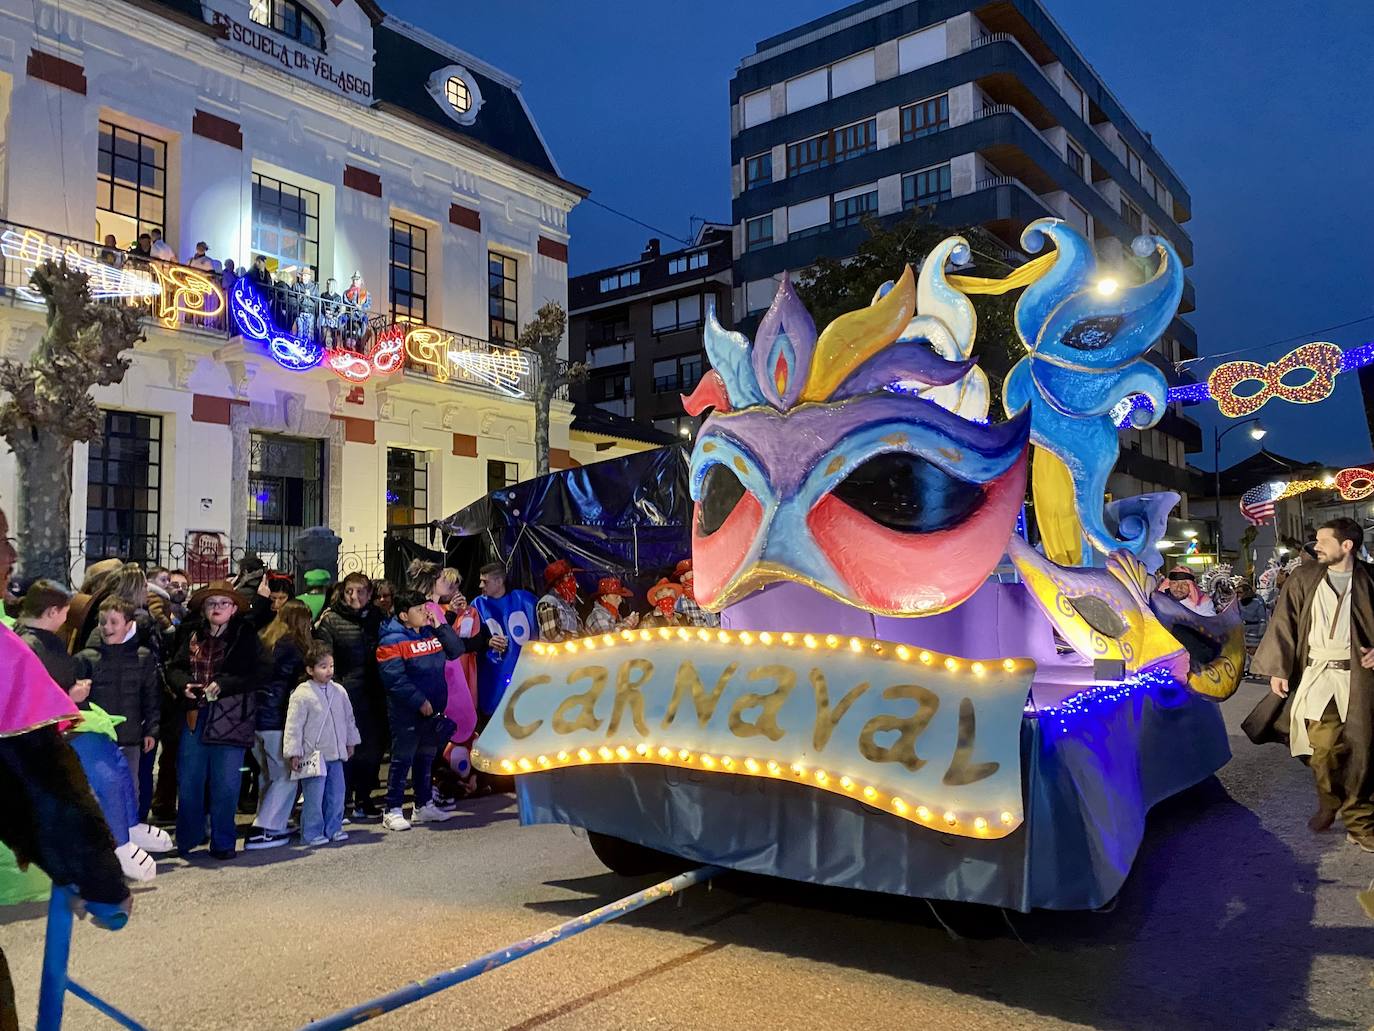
[249,0,325,52]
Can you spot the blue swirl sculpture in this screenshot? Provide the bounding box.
[1002,218,1183,563]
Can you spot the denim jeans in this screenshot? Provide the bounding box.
[176,720,246,854]
[252,730,298,834]
[300,759,346,841]
[385,713,439,812]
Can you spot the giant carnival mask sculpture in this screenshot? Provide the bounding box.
[683,266,1030,616]
[1002,218,1184,569]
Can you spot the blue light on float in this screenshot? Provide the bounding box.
[1032,664,1182,737]
[229,279,323,372]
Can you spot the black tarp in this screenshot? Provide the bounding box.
[424,445,692,606]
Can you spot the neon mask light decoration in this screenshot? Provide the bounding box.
[1002,218,1184,563]
[1206,341,1343,418]
[871,237,989,421]
[1,229,225,327]
[326,324,406,383]
[683,269,1030,616]
[229,278,322,371]
[1336,466,1374,501]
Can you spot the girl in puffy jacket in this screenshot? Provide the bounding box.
[246,600,313,850]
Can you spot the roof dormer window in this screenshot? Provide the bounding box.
[250,0,325,52]
[426,64,484,126]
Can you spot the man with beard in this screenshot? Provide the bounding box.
[1250,517,1374,851]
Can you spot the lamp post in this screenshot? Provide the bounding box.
[1213,418,1267,558]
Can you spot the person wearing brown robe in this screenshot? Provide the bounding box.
[1248,518,1374,851]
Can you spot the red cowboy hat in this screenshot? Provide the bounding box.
[543,559,583,587]
[673,559,693,579]
[594,576,631,600]
[646,578,683,606]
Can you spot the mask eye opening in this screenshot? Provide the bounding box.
[829,450,983,534]
[696,461,748,537]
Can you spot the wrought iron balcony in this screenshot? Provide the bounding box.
[0,217,556,402]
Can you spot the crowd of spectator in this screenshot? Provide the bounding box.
[5,550,716,875]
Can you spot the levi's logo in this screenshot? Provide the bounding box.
[376,636,445,663]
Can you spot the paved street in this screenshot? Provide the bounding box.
[3,680,1372,1031]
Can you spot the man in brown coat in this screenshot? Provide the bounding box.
[1249,517,1374,851]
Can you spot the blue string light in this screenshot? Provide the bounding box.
[1032,664,1182,736]
[229,279,324,372]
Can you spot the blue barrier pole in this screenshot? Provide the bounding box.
[300,864,723,1031]
[36,888,74,1031]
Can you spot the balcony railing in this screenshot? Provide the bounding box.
[587,339,635,369]
[0,217,554,402]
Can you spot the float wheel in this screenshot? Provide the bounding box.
[586,832,683,876]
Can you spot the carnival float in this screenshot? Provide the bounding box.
[472,217,1244,912]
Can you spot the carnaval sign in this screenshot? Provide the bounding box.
[1,229,225,327]
[473,629,1035,839]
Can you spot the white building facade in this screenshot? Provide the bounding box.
[0,0,641,578]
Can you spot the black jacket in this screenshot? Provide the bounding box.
[83,610,163,662]
[315,601,383,702]
[164,613,266,712]
[75,639,161,747]
[257,637,306,732]
[18,625,80,693]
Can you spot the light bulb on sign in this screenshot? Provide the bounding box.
[1094,278,1119,296]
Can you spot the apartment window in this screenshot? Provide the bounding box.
[1122,198,1143,233]
[653,353,704,393]
[1066,141,1085,179]
[249,0,324,51]
[745,278,776,314]
[652,294,702,334]
[832,188,877,229]
[386,448,428,543]
[900,95,948,142]
[1064,75,1087,121]
[745,214,774,252]
[785,67,828,113]
[251,173,320,277]
[96,122,167,247]
[1065,198,1091,236]
[902,165,952,208]
[590,374,631,401]
[487,459,519,493]
[1125,144,1142,182]
[741,89,771,129]
[830,50,875,97]
[389,219,428,324]
[597,269,640,293]
[593,317,630,344]
[488,251,518,343]
[787,133,831,177]
[85,411,161,564]
[833,119,877,163]
[668,251,708,275]
[898,25,943,74]
[786,196,830,240]
[745,152,773,190]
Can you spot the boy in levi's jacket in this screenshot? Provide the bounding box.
[375,590,497,831]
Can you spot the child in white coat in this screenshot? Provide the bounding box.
[284,643,361,846]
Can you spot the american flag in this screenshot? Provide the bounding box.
[1239,482,1284,525]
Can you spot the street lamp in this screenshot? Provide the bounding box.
[1214,418,1266,557]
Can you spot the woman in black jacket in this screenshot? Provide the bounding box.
[315,572,385,819]
[246,599,313,850]
[164,582,265,860]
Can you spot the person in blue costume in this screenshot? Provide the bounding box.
[470,563,536,728]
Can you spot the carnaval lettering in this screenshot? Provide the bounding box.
[474,633,1033,838]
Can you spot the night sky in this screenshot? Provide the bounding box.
[391,0,1374,473]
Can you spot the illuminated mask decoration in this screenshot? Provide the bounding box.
[1207,342,1342,419]
[871,237,988,421]
[1336,466,1374,501]
[230,279,323,372]
[1002,219,1184,562]
[684,271,1029,616]
[327,324,406,383]
[1006,536,1188,679]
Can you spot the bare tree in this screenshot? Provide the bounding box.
[0,260,143,582]
[517,301,586,477]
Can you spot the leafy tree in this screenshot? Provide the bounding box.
[0,260,143,583]
[794,210,1024,408]
[517,301,586,477]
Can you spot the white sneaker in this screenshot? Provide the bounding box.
[115,841,156,882]
[382,809,411,831]
[305,835,329,847]
[412,802,457,824]
[330,831,349,843]
[128,822,173,854]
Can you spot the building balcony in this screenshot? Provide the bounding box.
[587,339,635,369]
[0,218,558,402]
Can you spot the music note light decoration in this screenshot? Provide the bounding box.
[448,346,530,397]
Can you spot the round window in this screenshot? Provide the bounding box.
[445,76,470,114]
